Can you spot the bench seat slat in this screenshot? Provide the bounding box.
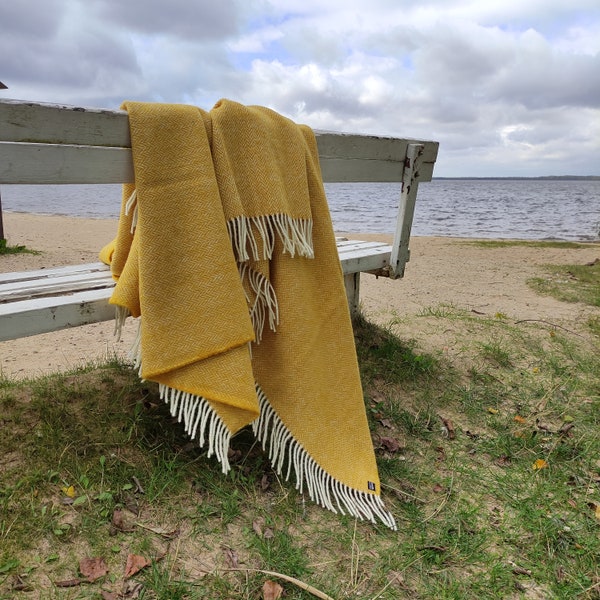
[0,289,116,340]
[0,240,393,341]
[0,270,115,302]
[335,240,390,252]
[0,262,111,284]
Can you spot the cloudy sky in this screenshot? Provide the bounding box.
[2,0,599,177]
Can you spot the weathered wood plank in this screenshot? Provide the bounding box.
[0,289,117,341]
[335,239,390,251]
[0,142,135,184]
[0,262,110,284]
[389,143,421,278]
[0,140,434,184]
[0,239,394,340]
[0,271,114,302]
[0,99,438,177]
[0,98,131,147]
[0,98,438,184]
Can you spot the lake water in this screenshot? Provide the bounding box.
[2,179,599,241]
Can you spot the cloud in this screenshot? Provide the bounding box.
[0,0,64,36]
[88,0,240,40]
[1,0,599,176]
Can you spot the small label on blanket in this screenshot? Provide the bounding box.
[368,481,376,491]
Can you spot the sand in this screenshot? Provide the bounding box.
[1,211,599,379]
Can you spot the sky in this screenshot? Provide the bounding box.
[1,0,599,177]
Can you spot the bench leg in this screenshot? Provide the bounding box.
[344,272,360,317]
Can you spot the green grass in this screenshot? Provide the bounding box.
[1,274,599,598]
[529,261,600,307]
[0,237,40,255]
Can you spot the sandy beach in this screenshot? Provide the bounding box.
[1,211,599,379]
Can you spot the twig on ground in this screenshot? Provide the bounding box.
[350,519,359,589]
[578,579,600,598]
[422,473,454,523]
[381,481,427,503]
[515,319,585,338]
[534,377,572,413]
[215,568,335,600]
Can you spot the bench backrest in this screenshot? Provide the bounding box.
[0,98,438,277]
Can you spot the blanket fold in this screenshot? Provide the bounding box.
[100,99,396,529]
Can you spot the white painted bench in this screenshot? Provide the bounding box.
[0,98,438,341]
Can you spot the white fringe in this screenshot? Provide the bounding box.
[158,383,232,474]
[251,386,398,531]
[124,189,138,233]
[227,214,314,262]
[113,305,130,342]
[111,205,393,527]
[116,314,395,528]
[238,263,279,343]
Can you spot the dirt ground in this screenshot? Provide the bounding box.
[2,212,599,379]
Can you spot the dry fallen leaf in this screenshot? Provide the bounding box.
[11,574,33,592]
[79,557,108,582]
[135,521,179,539]
[559,422,575,436]
[513,415,527,424]
[260,473,271,491]
[112,509,136,533]
[252,517,275,539]
[132,476,145,494]
[54,579,81,588]
[124,554,151,579]
[494,456,511,467]
[253,517,265,536]
[370,391,385,404]
[387,570,407,589]
[262,579,284,600]
[222,546,239,568]
[115,581,144,598]
[510,563,532,577]
[588,502,600,521]
[440,417,456,439]
[62,485,76,498]
[380,436,401,453]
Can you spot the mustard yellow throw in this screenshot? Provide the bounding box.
[100,99,396,529]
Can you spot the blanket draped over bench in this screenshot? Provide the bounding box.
[99,99,396,529]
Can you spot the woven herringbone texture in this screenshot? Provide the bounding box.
[100,100,396,529]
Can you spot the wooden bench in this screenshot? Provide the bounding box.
[0,98,438,341]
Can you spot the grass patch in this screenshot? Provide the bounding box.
[588,315,600,336]
[0,237,40,255]
[1,308,599,597]
[528,260,600,307]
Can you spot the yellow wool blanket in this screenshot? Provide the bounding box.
[100,99,396,529]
